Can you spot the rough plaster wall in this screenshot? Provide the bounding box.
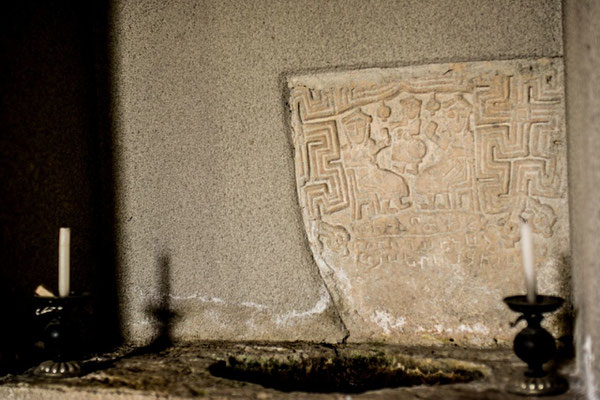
[564,0,600,398]
[112,0,564,344]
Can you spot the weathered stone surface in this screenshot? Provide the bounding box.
[288,58,570,345]
[111,0,564,345]
[0,342,580,399]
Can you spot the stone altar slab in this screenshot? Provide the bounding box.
[288,58,569,345]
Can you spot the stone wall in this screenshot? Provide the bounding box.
[564,0,600,398]
[112,0,565,344]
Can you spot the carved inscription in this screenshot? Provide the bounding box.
[289,59,569,344]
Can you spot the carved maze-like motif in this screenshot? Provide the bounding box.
[289,59,568,343]
[298,121,349,218]
[474,68,564,214]
[291,62,565,228]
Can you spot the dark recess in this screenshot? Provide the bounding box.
[0,0,120,372]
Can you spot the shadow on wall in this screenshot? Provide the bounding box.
[142,252,178,353]
[0,0,120,371]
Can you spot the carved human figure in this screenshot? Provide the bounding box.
[416,94,475,210]
[376,96,427,175]
[340,108,411,219]
[340,109,383,167]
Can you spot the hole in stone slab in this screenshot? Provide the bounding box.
[209,353,486,394]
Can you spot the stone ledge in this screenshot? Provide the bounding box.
[0,341,581,399]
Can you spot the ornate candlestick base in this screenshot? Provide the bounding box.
[35,360,81,378]
[33,294,90,378]
[503,295,568,396]
[507,373,568,397]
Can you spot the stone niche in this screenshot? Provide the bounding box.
[288,58,569,346]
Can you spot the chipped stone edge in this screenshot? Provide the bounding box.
[287,57,563,89]
[286,57,568,346]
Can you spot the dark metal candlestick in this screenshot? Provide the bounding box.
[33,294,90,378]
[503,295,568,396]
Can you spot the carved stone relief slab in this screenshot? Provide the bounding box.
[288,59,569,345]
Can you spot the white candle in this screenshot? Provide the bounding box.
[58,227,71,297]
[520,220,537,303]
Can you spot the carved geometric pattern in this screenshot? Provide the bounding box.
[289,59,568,345]
[291,85,400,122]
[474,69,564,214]
[297,120,349,218]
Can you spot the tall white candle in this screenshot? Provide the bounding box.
[58,227,71,297]
[520,220,537,303]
